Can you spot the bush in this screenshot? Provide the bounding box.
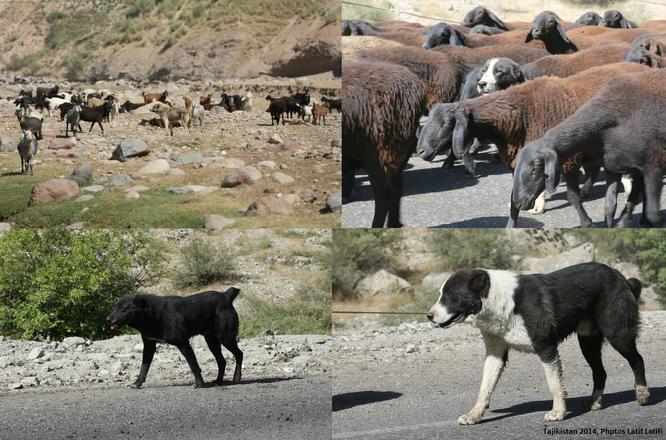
[64,52,86,81]
[0,229,164,341]
[173,239,236,288]
[428,230,517,271]
[332,230,402,300]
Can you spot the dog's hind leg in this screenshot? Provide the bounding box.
[539,349,567,421]
[221,335,243,384]
[204,334,227,385]
[577,332,606,410]
[606,335,649,405]
[458,333,508,425]
[176,341,205,388]
[132,338,156,389]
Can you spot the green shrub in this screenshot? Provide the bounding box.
[5,51,44,71]
[125,0,156,18]
[64,52,86,81]
[428,230,517,271]
[0,229,164,341]
[173,239,236,288]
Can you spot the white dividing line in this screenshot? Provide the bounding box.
[333,420,456,439]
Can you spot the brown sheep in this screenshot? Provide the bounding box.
[312,103,329,126]
[451,62,651,227]
[342,36,403,60]
[632,34,666,55]
[432,44,548,66]
[143,90,169,104]
[521,43,630,79]
[150,102,190,136]
[343,60,426,228]
[421,23,546,49]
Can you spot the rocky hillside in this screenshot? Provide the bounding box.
[0,0,340,81]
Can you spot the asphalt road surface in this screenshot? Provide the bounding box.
[0,376,331,440]
[342,150,666,228]
[332,314,666,440]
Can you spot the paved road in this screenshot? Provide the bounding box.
[342,151,666,228]
[332,315,666,440]
[0,376,331,440]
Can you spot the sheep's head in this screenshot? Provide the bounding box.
[576,11,601,26]
[422,22,463,49]
[462,6,506,30]
[601,10,629,28]
[417,103,457,161]
[512,142,559,210]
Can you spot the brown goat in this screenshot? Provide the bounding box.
[452,62,651,227]
[312,103,329,126]
[87,97,105,108]
[143,90,169,104]
[199,94,214,110]
[343,60,426,227]
[521,43,630,79]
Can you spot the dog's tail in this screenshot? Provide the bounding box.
[627,278,642,299]
[227,287,241,302]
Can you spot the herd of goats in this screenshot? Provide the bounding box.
[342,7,666,228]
[6,84,341,176]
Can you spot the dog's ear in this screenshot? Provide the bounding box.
[132,295,146,307]
[544,148,560,194]
[469,270,490,297]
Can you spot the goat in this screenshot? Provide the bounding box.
[266,99,286,125]
[120,100,145,113]
[36,85,59,100]
[200,94,213,109]
[293,88,311,106]
[513,69,666,227]
[265,95,299,118]
[312,103,329,126]
[65,105,82,137]
[576,11,602,26]
[17,129,38,175]
[79,102,112,133]
[343,60,426,227]
[321,96,341,113]
[182,96,203,127]
[142,90,168,104]
[58,102,75,121]
[150,102,190,136]
[15,110,43,140]
[451,62,650,227]
[601,10,637,28]
[299,104,313,123]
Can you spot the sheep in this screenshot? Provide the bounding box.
[461,6,529,31]
[312,103,329,126]
[469,25,506,35]
[15,110,43,140]
[65,105,82,137]
[422,22,545,50]
[150,102,190,136]
[520,43,630,79]
[79,102,112,133]
[321,96,341,113]
[576,11,602,26]
[624,45,666,67]
[451,62,650,228]
[512,69,666,227]
[343,60,426,227]
[601,10,637,29]
[142,90,168,104]
[17,129,38,175]
[632,34,666,55]
[342,19,380,36]
[342,36,403,60]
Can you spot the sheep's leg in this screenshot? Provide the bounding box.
[386,171,403,228]
[367,167,390,228]
[643,171,664,227]
[580,164,600,198]
[617,175,644,228]
[89,122,95,132]
[565,172,593,228]
[603,172,621,228]
[506,191,520,228]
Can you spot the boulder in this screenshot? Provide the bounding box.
[222,166,262,187]
[167,168,186,177]
[62,337,86,347]
[0,137,16,152]
[29,179,80,204]
[268,133,283,144]
[106,174,134,186]
[74,194,94,203]
[125,191,140,200]
[67,162,93,185]
[246,195,296,215]
[204,214,235,229]
[356,270,414,298]
[521,243,595,273]
[48,138,76,150]
[136,159,170,176]
[81,185,104,193]
[257,160,276,169]
[272,172,295,185]
[111,138,150,162]
[421,272,451,293]
[173,153,205,165]
[27,347,44,360]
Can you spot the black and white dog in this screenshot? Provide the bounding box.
[427,262,649,424]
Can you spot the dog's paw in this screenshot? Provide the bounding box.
[636,385,650,405]
[128,383,142,389]
[193,380,206,389]
[543,410,565,421]
[457,412,482,425]
[590,400,603,411]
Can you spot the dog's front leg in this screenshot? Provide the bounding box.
[177,341,205,388]
[458,334,508,425]
[132,338,156,389]
[540,351,567,421]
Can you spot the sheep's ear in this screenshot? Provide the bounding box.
[487,10,507,30]
[620,18,630,28]
[544,148,560,194]
[449,29,464,46]
[452,108,472,158]
[514,66,526,83]
[556,22,577,50]
[655,43,664,56]
[525,29,534,43]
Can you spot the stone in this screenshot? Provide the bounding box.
[222,158,245,169]
[21,376,39,387]
[126,191,140,200]
[167,168,186,176]
[257,160,276,169]
[222,166,262,188]
[48,138,76,150]
[106,174,134,186]
[323,192,341,213]
[27,347,44,360]
[272,172,295,185]
[82,185,104,193]
[30,179,80,204]
[173,153,205,165]
[300,191,317,204]
[404,343,419,353]
[204,214,235,229]
[74,194,95,203]
[356,270,414,297]
[421,272,451,293]
[166,186,195,194]
[62,337,86,347]
[268,133,283,144]
[246,195,296,216]
[136,159,170,176]
[521,243,595,273]
[111,138,150,162]
[240,166,262,181]
[67,162,93,185]
[280,141,301,151]
[330,138,342,149]
[0,138,17,152]
[124,185,150,193]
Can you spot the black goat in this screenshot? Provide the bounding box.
[321,96,341,113]
[78,102,111,133]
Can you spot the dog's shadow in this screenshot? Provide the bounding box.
[332,391,403,411]
[141,376,301,390]
[482,386,666,423]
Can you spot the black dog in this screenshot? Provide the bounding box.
[107,288,243,389]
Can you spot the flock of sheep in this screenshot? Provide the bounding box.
[342,6,666,228]
[6,84,341,176]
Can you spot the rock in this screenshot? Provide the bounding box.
[48,138,76,150]
[62,337,86,347]
[323,192,341,213]
[330,138,342,149]
[67,163,93,185]
[166,186,195,194]
[268,133,283,144]
[223,158,246,169]
[124,185,150,193]
[21,376,39,387]
[111,138,150,162]
[81,185,104,193]
[126,191,140,200]
[404,343,419,353]
[356,269,414,297]
[0,223,11,231]
[75,194,95,203]
[106,174,134,186]
[280,141,301,151]
[522,243,595,273]
[240,166,262,181]
[27,347,44,360]
[272,172,295,185]
[300,191,317,204]
[167,168,186,176]
[222,166,262,187]
[246,195,296,215]
[0,138,16,152]
[421,272,451,293]
[136,159,170,176]
[257,160,276,169]
[173,153,205,165]
[204,215,235,229]
[30,179,80,204]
